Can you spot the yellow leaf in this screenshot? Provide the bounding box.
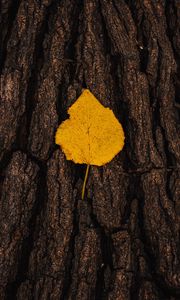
[55,89,125,166]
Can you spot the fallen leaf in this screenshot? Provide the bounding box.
[55,89,125,166]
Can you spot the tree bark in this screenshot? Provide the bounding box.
[0,0,180,299]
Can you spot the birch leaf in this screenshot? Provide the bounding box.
[55,89,125,166]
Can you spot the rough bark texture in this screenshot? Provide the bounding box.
[0,0,180,299]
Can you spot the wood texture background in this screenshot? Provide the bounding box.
[0,0,180,299]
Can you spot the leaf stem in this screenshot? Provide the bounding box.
[82,164,90,200]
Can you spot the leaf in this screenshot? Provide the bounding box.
[55,89,125,166]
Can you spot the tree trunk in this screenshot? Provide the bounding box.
[0,0,180,299]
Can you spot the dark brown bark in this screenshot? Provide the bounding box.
[0,0,179,299]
